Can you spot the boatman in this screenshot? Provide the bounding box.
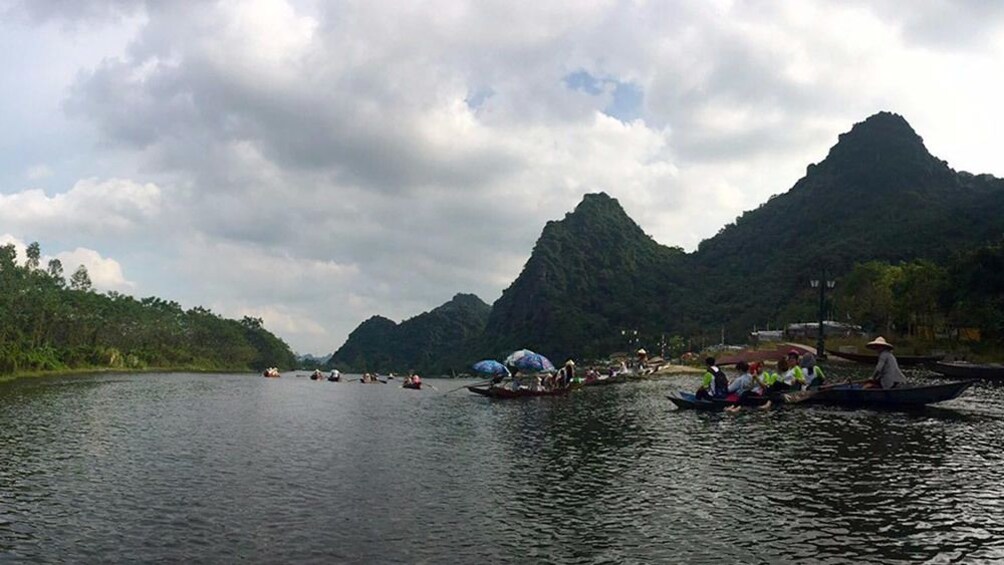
[866,336,906,389]
[696,357,729,400]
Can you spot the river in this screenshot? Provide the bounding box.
[2,371,1003,563]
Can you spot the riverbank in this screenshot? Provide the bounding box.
[0,365,256,384]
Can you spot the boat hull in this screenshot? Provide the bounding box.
[932,362,1004,380]
[826,350,944,366]
[812,380,975,407]
[667,391,771,411]
[467,386,571,398]
[402,382,421,390]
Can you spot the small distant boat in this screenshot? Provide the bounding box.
[811,380,975,407]
[826,350,944,366]
[262,368,280,378]
[467,386,571,399]
[402,382,422,390]
[931,361,1004,380]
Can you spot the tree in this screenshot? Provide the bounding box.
[70,265,93,292]
[47,259,65,286]
[25,242,41,271]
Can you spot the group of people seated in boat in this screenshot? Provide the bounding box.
[494,359,576,391]
[695,349,826,403]
[262,367,280,378]
[405,373,422,387]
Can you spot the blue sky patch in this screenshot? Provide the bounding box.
[563,70,643,122]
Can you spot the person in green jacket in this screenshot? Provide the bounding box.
[780,350,808,389]
[696,357,729,400]
[800,352,825,388]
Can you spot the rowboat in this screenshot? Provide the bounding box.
[931,361,1004,380]
[666,391,771,411]
[811,380,975,407]
[716,349,789,366]
[467,386,572,398]
[402,382,422,390]
[826,349,944,366]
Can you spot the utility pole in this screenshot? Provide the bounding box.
[810,271,836,359]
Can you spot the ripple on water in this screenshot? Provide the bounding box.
[1,373,1004,563]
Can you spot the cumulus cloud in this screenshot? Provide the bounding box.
[0,178,162,235]
[3,0,1004,353]
[53,247,135,291]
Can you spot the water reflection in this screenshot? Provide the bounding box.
[1,372,1003,562]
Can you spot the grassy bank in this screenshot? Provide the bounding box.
[0,365,256,384]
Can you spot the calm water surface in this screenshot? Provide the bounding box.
[2,370,1003,563]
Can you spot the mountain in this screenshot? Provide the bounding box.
[479,193,688,361]
[689,111,1004,335]
[330,111,1004,369]
[328,293,490,374]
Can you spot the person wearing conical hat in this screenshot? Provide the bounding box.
[866,336,906,389]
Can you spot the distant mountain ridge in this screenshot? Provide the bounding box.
[330,112,1004,371]
[329,293,490,374]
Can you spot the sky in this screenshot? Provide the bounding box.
[2,0,1003,355]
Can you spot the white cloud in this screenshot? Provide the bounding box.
[54,247,134,291]
[0,177,162,235]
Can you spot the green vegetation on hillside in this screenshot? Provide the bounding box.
[333,112,1004,370]
[0,242,296,377]
[329,293,490,374]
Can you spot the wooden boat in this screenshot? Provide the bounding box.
[811,380,975,407]
[931,361,1004,380]
[327,376,341,382]
[467,386,572,398]
[402,382,422,390]
[826,349,944,366]
[716,349,789,366]
[667,391,771,411]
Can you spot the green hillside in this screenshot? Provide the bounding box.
[0,242,297,376]
[328,293,490,374]
[331,112,1004,369]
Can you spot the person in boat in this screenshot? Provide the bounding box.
[767,358,793,392]
[636,349,648,372]
[799,353,825,389]
[866,336,906,389]
[748,362,768,395]
[412,373,422,387]
[780,350,808,389]
[727,361,752,396]
[329,369,341,381]
[531,373,543,391]
[696,357,729,400]
[312,369,323,380]
[545,369,558,390]
[561,359,575,388]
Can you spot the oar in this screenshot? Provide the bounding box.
[782,379,871,404]
[445,379,493,394]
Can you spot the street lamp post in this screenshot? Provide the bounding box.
[810,274,836,359]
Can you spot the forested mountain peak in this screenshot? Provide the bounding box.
[479,192,687,360]
[328,295,489,373]
[805,111,953,193]
[434,293,490,314]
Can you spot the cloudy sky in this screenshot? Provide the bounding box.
[1,0,1003,355]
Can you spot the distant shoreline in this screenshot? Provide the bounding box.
[0,366,254,384]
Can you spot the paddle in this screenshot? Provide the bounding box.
[445,379,493,394]
[782,379,872,404]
